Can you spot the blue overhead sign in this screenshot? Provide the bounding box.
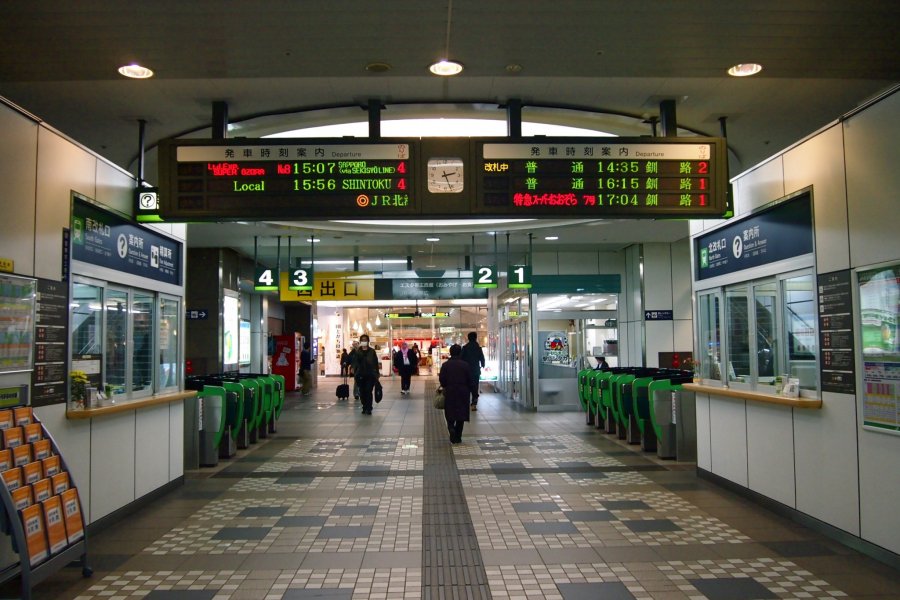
[696,193,812,281]
[71,198,182,286]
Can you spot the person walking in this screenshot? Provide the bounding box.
[439,344,476,443]
[299,341,313,396]
[347,341,360,399]
[351,334,380,415]
[460,331,486,410]
[340,348,350,377]
[393,341,418,395]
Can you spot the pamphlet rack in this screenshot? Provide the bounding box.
[0,407,91,600]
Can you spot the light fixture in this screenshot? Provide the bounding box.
[306,237,320,243]
[117,64,154,79]
[429,59,464,76]
[544,235,559,241]
[426,237,440,242]
[375,314,382,326]
[727,63,763,77]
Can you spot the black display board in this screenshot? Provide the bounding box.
[695,193,813,280]
[157,136,730,221]
[817,270,857,394]
[31,279,69,407]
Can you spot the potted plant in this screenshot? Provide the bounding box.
[70,370,89,409]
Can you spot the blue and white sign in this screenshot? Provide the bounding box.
[696,193,812,281]
[644,310,673,321]
[72,199,182,286]
[186,309,209,320]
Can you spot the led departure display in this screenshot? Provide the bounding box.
[158,139,417,220]
[473,137,728,217]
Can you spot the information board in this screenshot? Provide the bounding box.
[858,264,899,434]
[159,139,417,220]
[157,136,729,220]
[474,137,728,217]
[817,270,856,394]
[32,279,69,407]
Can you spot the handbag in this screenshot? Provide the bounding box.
[433,386,445,409]
[374,380,383,403]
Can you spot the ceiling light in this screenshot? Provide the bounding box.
[117,64,154,79]
[426,237,440,242]
[544,236,559,241]
[727,63,763,77]
[429,59,464,76]
[306,237,320,243]
[365,62,392,73]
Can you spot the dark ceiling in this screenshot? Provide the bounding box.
[2,1,898,265]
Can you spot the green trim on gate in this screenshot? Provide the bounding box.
[647,380,682,440]
[631,377,655,435]
[270,374,285,419]
[198,386,227,448]
[613,374,635,427]
[221,381,246,442]
[259,376,275,425]
[241,379,263,430]
[590,371,609,416]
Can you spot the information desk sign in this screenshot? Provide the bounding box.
[474,137,728,218]
[158,138,417,220]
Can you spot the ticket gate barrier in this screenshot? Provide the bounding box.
[271,374,286,420]
[186,377,248,459]
[649,380,697,460]
[196,385,226,467]
[588,371,607,429]
[577,369,592,424]
[236,375,268,440]
[631,371,692,452]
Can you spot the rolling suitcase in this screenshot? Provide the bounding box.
[336,376,350,400]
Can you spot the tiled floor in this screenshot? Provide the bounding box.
[11,376,900,599]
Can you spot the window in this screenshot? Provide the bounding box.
[696,269,818,394]
[70,277,180,409]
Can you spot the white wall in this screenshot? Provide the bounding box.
[692,89,900,555]
[0,102,188,531]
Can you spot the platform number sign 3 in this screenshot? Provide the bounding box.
[254,268,278,291]
[288,267,314,291]
[474,265,498,289]
[507,265,532,289]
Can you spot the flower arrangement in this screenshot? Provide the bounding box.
[680,357,697,372]
[70,370,89,408]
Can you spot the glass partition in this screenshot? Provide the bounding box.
[725,284,750,384]
[159,296,180,389]
[131,291,154,396]
[754,280,778,381]
[697,291,721,381]
[104,288,128,397]
[783,273,817,390]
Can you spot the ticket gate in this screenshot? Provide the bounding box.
[649,379,697,460]
[195,385,225,467]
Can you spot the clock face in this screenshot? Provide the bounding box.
[427,158,464,193]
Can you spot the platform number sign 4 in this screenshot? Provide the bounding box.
[474,265,498,289]
[508,265,532,289]
[288,267,314,291]
[254,268,278,291]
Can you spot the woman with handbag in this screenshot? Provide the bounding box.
[438,343,475,444]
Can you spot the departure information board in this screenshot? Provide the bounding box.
[158,139,417,220]
[474,137,728,217]
[157,136,729,220]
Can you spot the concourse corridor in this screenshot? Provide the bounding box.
[19,378,900,600]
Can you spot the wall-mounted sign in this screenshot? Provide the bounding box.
[644,309,674,321]
[695,193,812,281]
[818,270,856,395]
[31,279,68,407]
[71,198,182,286]
[858,264,899,435]
[279,271,375,302]
[186,309,209,320]
[385,277,487,300]
[0,258,13,273]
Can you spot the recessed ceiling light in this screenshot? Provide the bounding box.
[426,237,440,242]
[428,59,463,76]
[544,236,559,241]
[117,64,154,79]
[365,62,392,73]
[727,63,763,77]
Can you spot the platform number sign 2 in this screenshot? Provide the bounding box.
[507,265,532,289]
[288,267,314,291]
[254,268,279,291]
[473,265,498,289]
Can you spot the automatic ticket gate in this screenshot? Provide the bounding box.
[648,378,696,460]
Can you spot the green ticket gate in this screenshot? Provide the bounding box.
[237,377,264,444]
[610,373,635,440]
[648,377,696,460]
[589,371,609,430]
[196,386,226,467]
[577,369,591,423]
[219,381,246,458]
[270,374,286,420]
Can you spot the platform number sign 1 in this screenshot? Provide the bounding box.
[507,265,532,289]
[473,265,498,289]
[254,268,279,291]
[288,267,314,291]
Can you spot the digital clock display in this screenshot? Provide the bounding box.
[474,137,728,218]
[158,139,417,220]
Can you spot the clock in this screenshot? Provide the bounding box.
[427,157,464,193]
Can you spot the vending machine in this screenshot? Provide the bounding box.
[272,333,302,391]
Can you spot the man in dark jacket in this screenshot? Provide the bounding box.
[392,341,419,395]
[439,344,475,443]
[351,334,380,414]
[460,331,486,410]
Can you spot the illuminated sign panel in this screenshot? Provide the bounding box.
[474,137,728,218]
[158,136,728,220]
[158,139,416,220]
